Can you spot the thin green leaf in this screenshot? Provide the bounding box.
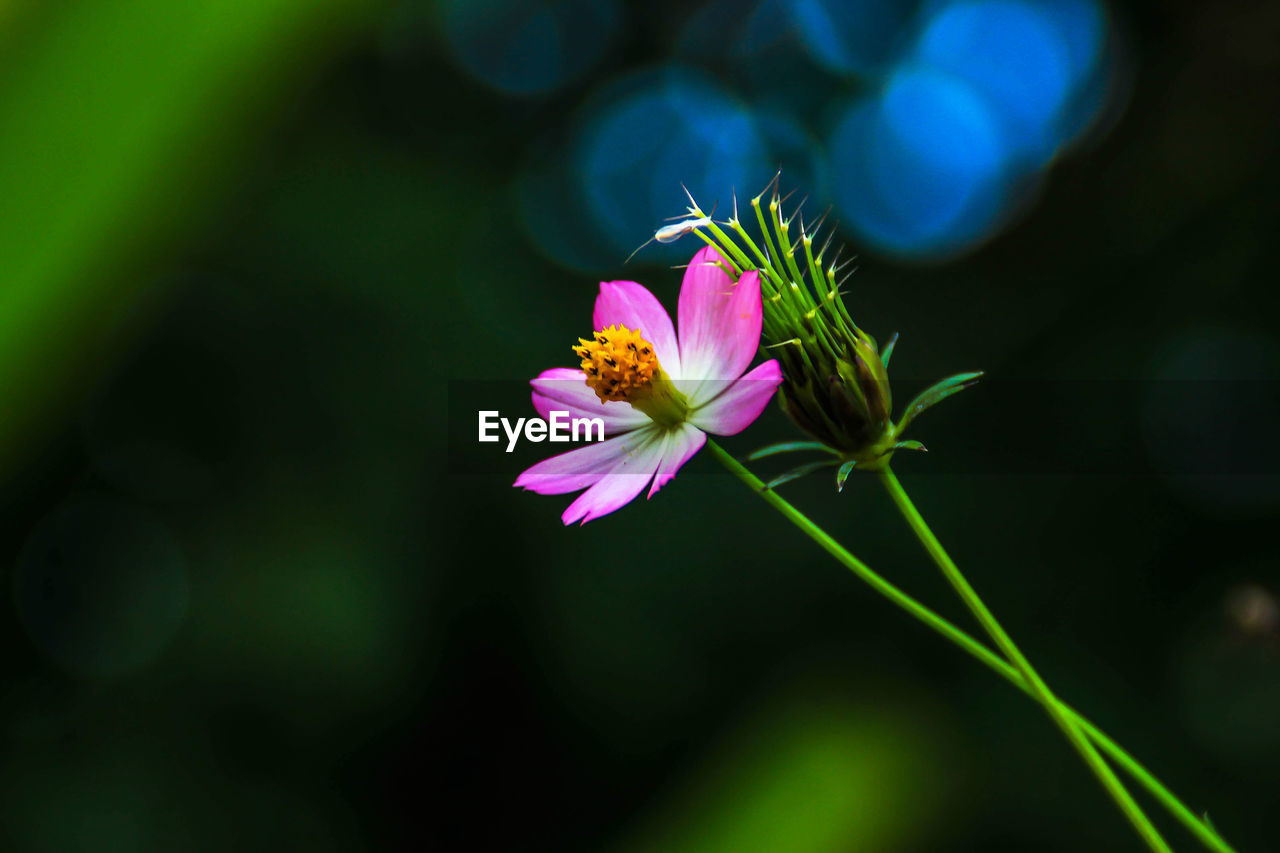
[762,460,839,491]
[891,440,927,453]
[836,460,858,492]
[745,441,838,461]
[896,371,984,435]
[880,332,899,368]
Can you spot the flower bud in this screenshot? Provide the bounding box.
[660,178,981,476]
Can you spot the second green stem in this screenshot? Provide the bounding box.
[876,467,1172,853]
[705,440,1233,853]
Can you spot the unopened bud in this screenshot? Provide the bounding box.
[656,176,981,479]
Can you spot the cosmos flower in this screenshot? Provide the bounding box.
[515,246,784,524]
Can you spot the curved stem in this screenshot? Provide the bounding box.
[704,440,1234,853]
[876,466,1171,853]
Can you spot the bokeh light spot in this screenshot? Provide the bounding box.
[678,0,795,60]
[1044,0,1118,147]
[913,0,1089,162]
[829,67,1012,259]
[877,66,1006,221]
[784,0,921,77]
[576,68,773,262]
[1041,0,1106,80]
[14,498,189,678]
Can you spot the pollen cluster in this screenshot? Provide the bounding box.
[574,324,659,403]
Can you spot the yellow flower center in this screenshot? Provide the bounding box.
[573,324,688,426]
[574,324,656,402]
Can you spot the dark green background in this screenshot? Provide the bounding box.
[1,0,1277,850]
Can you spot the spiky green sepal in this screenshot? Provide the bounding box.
[667,177,981,490]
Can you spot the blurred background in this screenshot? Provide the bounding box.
[1,0,1278,849]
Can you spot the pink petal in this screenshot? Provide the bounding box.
[561,429,668,525]
[647,422,706,498]
[531,368,650,434]
[677,247,764,403]
[593,281,682,378]
[514,425,658,496]
[688,360,784,436]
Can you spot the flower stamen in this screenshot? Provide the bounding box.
[574,324,658,402]
[573,324,688,425]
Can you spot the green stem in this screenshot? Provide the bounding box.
[876,466,1171,853]
[704,440,1234,853]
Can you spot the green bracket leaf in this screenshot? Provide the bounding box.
[895,371,984,435]
[889,440,927,454]
[746,441,838,461]
[879,332,899,369]
[762,460,840,491]
[835,460,858,492]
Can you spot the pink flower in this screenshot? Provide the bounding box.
[515,246,784,525]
